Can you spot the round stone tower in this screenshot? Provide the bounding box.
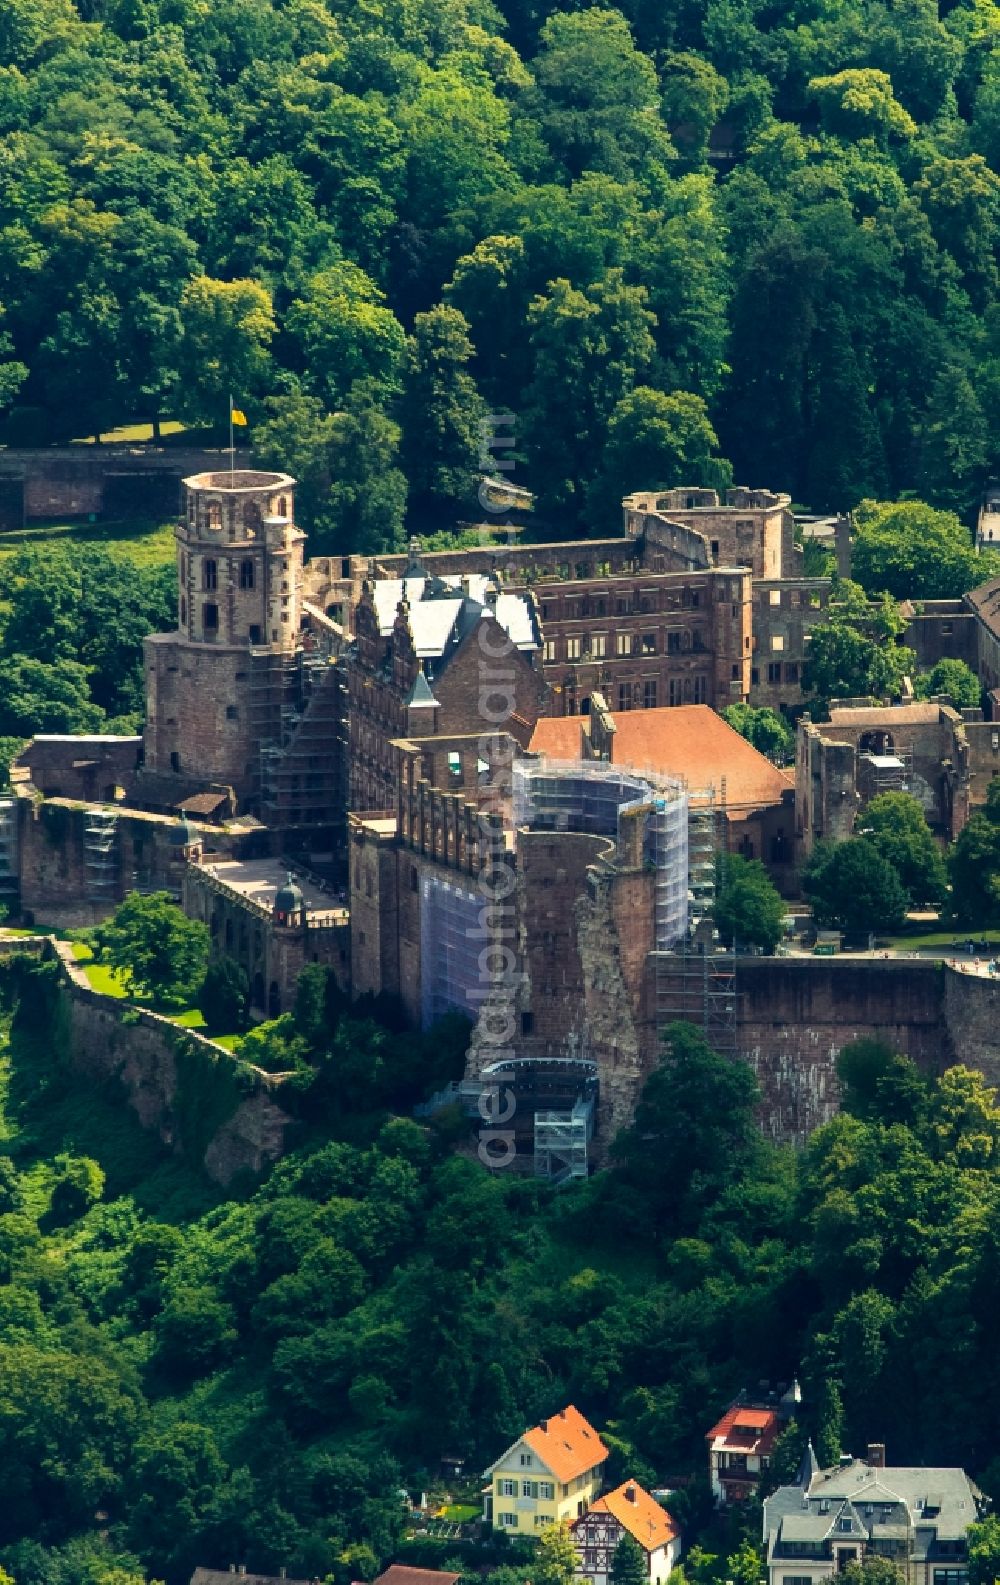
[142,469,305,805]
[176,470,303,651]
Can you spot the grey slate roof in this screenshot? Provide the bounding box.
[764,1459,983,1567]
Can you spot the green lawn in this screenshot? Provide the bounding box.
[0,515,176,568]
[70,942,246,1044]
[72,419,187,444]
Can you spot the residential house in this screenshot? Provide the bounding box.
[571,1479,681,1585]
[483,1405,609,1535]
[763,1443,987,1585]
[707,1384,799,1505]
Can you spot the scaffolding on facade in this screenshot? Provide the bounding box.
[653,781,739,1059]
[83,808,119,901]
[481,1050,600,1182]
[0,799,17,903]
[250,647,343,833]
[513,758,689,949]
[534,1095,594,1183]
[419,874,483,1030]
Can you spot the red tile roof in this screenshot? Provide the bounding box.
[523,1405,609,1483]
[706,1402,781,1454]
[581,1481,680,1551]
[528,716,591,759]
[374,1569,461,1585]
[531,705,791,811]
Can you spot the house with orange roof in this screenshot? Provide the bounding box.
[483,1405,609,1535]
[706,1382,799,1504]
[571,1479,682,1585]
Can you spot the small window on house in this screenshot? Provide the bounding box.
[616,633,630,656]
[240,559,255,589]
[770,588,781,605]
[711,540,720,558]
[448,751,462,778]
[203,601,218,630]
[543,640,557,662]
[410,866,418,892]
[277,496,288,517]
[641,632,656,654]
[226,705,238,720]
[207,503,222,529]
[768,662,781,683]
[170,751,180,772]
[204,559,217,591]
[521,1011,534,1035]
[591,634,607,658]
[567,637,581,660]
[249,624,262,644]
[771,634,785,651]
[751,668,760,684]
[643,680,657,708]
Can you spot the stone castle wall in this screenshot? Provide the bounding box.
[44,940,292,1183]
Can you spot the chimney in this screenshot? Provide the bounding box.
[229,1569,236,1575]
[867,1443,886,1469]
[625,1486,637,1503]
[540,1419,548,1432]
[239,1569,247,1576]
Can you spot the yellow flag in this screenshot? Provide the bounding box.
[231,407,248,426]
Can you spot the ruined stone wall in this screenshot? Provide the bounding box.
[903,601,977,671]
[45,941,291,1183]
[516,830,617,1047]
[16,798,242,927]
[735,958,950,1141]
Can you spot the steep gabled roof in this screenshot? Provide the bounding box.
[484,1405,608,1483]
[582,1481,679,1552]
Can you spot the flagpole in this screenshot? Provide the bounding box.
[229,393,234,481]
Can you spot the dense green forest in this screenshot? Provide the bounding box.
[5,956,1000,1584]
[2,0,1000,541]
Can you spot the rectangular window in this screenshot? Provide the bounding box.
[616,634,630,656]
[771,634,785,651]
[240,558,255,589]
[499,1479,517,1497]
[498,1512,518,1529]
[751,667,760,685]
[448,751,462,778]
[523,1480,538,1498]
[667,631,681,654]
[203,601,218,631]
[591,634,607,658]
[544,640,557,663]
[643,680,657,709]
[618,683,632,711]
[203,559,217,591]
[567,637,582,660]
[785,663,799,683]
[520,1453,532,1467]
[769,589,781,605]
[539,1481,554,1500]
[535,1516,554,1528]
[668,678,681,705]
[693,675,707,704]
[641,633,656,654]
[768,662,781,683]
